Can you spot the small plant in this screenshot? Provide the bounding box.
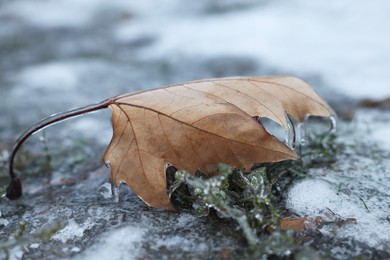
[169,164,280,246]
[167,131,339,257]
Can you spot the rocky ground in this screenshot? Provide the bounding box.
[0,0,389,259]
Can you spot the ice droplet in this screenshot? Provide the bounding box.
[98,182,120,202]
[98,183,113,199]
[39,135,45,142]
[112,184,120,203]
[329,114,338,132]
[285,114,296,149]
[297,122,307,146]
[285,113,337,149]
[105,160,111,168]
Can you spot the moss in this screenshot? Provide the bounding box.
[167,131,339,258]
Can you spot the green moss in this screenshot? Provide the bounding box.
[167,131,339,258]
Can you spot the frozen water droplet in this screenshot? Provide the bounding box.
[285,114,296,149]
[112,184,120,203]
[303,115,337,138]
[261,113,337,150]
[297,122,307,145]
[329,114,337,132]
[39,135,45,142]
[98,183,113,199]
[105,160,111,168]
[98,182,120,202]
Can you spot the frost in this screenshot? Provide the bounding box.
[353,109,390,151]
[287,179,341,217]
[76,226,145,260]
[132,0,390,99]
[71,247,81,253]
[0,218,10,227]
[155,236,208,252]
[287,112,390,251]
[175,213,198,228]
[3,0,388,98]
[17,63,78,91]
[1,0,104,28]
[287,108,390,250]
[8,246,24,260]
[287,175,390,249]
[30,243,40,249]
[0,0,389,258]
[52,219,92,243]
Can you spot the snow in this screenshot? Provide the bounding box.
[370,127,390,151]
[52,219,93,243]
[1,0,389,258]
[8,246,24,260]
[287,109,390,250]
[353,109,390,151]
[30,243,40,249]
[1,0,106,28]
[3,0,389,99]
[76,226,145,260]
[287,172,390,249]
[128,0,390,99]
[17,62,79,91]
[0,218,10,227]
[287,179,340,216]
[0,0,176,29]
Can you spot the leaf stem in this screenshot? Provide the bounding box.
[6,99,112,200]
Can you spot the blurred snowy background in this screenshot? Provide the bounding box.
[0,0,389,259]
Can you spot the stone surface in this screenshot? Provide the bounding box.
[0,0,389,259]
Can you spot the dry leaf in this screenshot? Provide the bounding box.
[280,217,307,232]
[103,76,333,209]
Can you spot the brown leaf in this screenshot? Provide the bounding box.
[280,217,307,232]
[103,76,333,209]
[280,216,326,232]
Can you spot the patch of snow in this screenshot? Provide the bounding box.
[129,0,390,99]
[52,219,93,243]
[68,116,112,145]
[353,109,390,151]
[287,175,390,249]
[3,0,389,99]
[17,62,78,91]
[287,107,390,250]
[1,0,105,28]
[8,246,24,260]
[71,247,81,253]
[286,179,341,217]
[30,243,40,249]
[76,225,145,260]
[370,127,390,151]
[0,218,10,227]
[0,0,175,29]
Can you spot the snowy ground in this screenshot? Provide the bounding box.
[287,109,390,257]
[0,0,389,259]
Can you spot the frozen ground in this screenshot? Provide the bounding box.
[287,109,390,258]
[0,0,389,259]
